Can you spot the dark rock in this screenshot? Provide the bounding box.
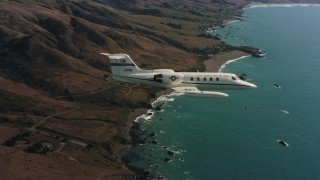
[149,132,156,137]
[167,150,175,156]
[162,146,168,149]
[274,84,281,88]
[143,171,149,176]
[131,122,141,130]
[138,138,146,145]
[252,49,266,58]
[154,106,162,111]
[277,140,289,147]
[164,158,171,162]
[151,140,159,144]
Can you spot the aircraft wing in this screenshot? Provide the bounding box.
[172,87,228,98]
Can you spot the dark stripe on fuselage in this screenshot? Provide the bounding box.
[113,75,251,88]
[111,63,136,67]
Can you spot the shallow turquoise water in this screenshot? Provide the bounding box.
[127,6,320,179]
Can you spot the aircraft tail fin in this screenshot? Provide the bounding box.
[101,53,141,76]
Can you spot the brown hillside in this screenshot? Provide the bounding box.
[1,0,318,179]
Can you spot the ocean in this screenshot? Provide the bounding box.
[126,5,320,179]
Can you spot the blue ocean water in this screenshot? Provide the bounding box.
[127,5,320,179]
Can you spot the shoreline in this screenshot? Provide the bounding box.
[218,55,250,72]
[245,2,320,9]
[204,50,250,72]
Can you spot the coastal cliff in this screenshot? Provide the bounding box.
[0,0,318,179]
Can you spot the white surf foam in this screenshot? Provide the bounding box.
[174,149,187,155]
[245,3,320,9]
[219,55,250,72]
[281,110,290,114]
[226,19,240,25]
[136,92,179,123]
[134,116,140,122]
[151,94,176,108]
[134,109,155,122]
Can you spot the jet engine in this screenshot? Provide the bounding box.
[153,73,184,86]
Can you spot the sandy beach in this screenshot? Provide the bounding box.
[204,50,249,72]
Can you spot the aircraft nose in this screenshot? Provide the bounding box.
[248,83,257,88]
[243,81,257,89]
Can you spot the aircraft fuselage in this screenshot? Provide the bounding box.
[113,71,256,90]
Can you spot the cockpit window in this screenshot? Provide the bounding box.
[210,77,213,81]
[231,76,237,80]
[190,77,193,81]
[216,77,219,81]
[203,77,206,81]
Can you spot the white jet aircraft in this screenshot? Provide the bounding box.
[102,53,257,98]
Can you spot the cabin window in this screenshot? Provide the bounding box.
[232,76,236,80]
[197,77,200,81]
[216,77,219,81]
[203,77,206,81]
[210,77,213,81]
[190,77,193,81]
